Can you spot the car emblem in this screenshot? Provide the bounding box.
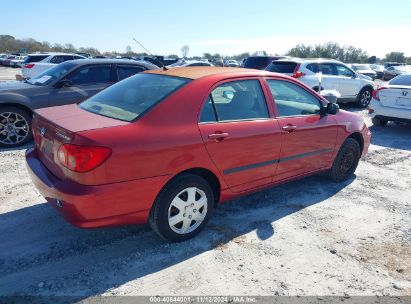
[403,91,408,96]
[40,127,46,137]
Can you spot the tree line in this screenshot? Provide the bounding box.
[1,35,410,64]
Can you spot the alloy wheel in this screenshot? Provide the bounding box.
[168,187,208,234]
[0,112,30,145]
[360,90,371,106]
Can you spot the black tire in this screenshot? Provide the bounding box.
[149,174,214,242]
[372,117,388,127]
[0,106,32,148]
[356,87,372,108]
[328,138,361,182]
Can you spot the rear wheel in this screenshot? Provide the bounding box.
[149,174,214,242]
[0,106,32,148]
[328,138,361,182]
[356,87,372,108]
[372,117,388,127]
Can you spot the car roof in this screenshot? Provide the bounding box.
[67,58,160,69]
[27,52,82,56]
[275,58,343,64]
[145,66,271,80]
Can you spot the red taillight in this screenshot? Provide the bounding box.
[57,144,111,172]
[24,63,34,69]
[372,87,387,101]
[292,64,305,78]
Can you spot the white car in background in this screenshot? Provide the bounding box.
[265,58,376,107]
[369,73,411,126]
[22,53,86,78]
[9,56,27,68]
[349,64,377,80]
[224,59,240,67]
[167,60,214,67]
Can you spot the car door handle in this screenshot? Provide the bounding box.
[208,132,229,141]
[282,125,297,132]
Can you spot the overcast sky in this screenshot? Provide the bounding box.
[1,0,410,57]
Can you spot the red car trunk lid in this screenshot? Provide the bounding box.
[33,104,128,180]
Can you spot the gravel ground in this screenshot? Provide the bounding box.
[0,66,21,81]
[0,68,410,298]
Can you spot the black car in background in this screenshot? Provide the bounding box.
[0,59,159,148]
[243,56,288,70]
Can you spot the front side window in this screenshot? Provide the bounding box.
[67,65,112,85]
[200,79,269,123]
[335,64,354,77]
[80,74,189,121]
[267,79,321,116]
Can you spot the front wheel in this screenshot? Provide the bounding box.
[328,138,361,182]
[0,106,32,148]
[356,88,372,108]
[149,174,214,242]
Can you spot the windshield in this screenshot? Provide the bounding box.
[26,62,75,86]
[265,61,298,73]
[395,66,410,72]
[352,65,369,70]
[80,74,190,121]
[389,74,411,86]
[168,61,186,67]
[244,57,270,69]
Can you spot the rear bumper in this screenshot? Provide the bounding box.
[25,148,169,228]
[368,98,411,121]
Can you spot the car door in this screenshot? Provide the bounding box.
[265,78,338,182]
[49,64,114,106]
[317,63,341,92]
[334,64,358,98]
[198,78,283,193]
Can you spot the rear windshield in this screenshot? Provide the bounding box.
[80,74,190,121]
[24,55,49,64]
[389,74,411,86]
[265,61,298,73]
[243,57,270,70]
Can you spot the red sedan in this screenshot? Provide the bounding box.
[26,67,371,242]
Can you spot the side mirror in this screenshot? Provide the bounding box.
[326,102,339,115]
[56,79,72,88]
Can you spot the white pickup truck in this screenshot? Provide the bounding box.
[22,53,86,79]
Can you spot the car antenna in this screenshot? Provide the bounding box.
[132,38,168,71]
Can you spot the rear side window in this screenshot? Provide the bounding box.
[267,80,321,116]
[80,74,190,121]
[200,79,269,122]
[67,65,112,85]
[306,63,319,73]
[389,74,411,86]
[117,65,145,80]
[265,62,298,73]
